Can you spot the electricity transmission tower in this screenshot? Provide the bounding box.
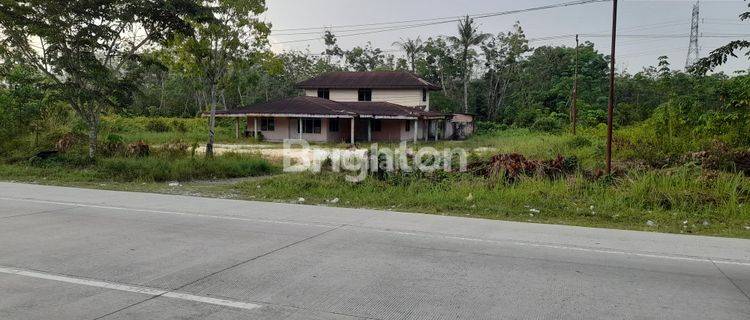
[685,1,700,69]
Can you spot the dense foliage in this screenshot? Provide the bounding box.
[0,4,748,159]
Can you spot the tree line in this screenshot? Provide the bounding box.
[0,0,748,157]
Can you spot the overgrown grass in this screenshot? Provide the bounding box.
[437,128,603,167]
[1,117,748,238]
[1,152,276,183]
[100,115,257,145]
[234,165,750,238]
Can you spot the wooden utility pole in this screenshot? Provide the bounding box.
[605,0,618,175]
[572,34,579,135]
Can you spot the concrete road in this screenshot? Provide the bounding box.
[0,182,748,320]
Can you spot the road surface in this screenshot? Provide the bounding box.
[0,182,748,319]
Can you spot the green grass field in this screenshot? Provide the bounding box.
[1,118,748,238]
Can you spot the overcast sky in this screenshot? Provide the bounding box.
[263,0,749,74]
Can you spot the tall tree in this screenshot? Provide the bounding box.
[0,0,210,158]
[481,22,529,120]
[344,42,391,71]
[420,37,460,98]
[172,0,270,157]
[392,37,423,72]
[448,16,490,113]
[322,30,344,66]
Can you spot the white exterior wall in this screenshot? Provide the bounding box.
[304,89,358,102]
[304,88,429,109]
[372,89,428,109]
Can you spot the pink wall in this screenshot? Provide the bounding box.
[244,117,451,143]
[246,117,354,143]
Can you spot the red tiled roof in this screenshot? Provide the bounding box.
[212,97,448,119]
[296,72,441,90]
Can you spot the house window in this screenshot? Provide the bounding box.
[329,119,339,132]
[317,88,330,99]
[371,119,382,132]
[260,118,275,131]
[405,120,411,132]
[358,88,372,101]
[298,118,322,134]
[422,89,428,102]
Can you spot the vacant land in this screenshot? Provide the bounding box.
[1,118,747,238]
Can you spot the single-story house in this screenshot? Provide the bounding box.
[210,71,474,143]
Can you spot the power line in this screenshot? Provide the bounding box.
[272,0,608,33]
[579,33,749,39]
[271,0,610,44]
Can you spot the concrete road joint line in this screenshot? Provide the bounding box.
[0,265,263,311]
[169,225,345,292]
[90,225,345,319]
[3,196,749,267]
[711,261,750,302]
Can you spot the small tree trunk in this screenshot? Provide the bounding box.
[206,84,217,158]
[159,73,166,113]
[87,115,99,159]
[463,73,469,113]
[237,83,244,106]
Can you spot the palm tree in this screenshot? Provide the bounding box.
[392,37,423,72]
[448,16,490,113]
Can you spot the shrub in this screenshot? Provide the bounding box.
[145,119,171,132]
[475,121,508,135]
[172,120,188,133]
[159,139,190,157]
[127,141,150,157]
[567,136,592,148]
[102,134,125,156]
[531,116,561,132]
[55,132,83,153]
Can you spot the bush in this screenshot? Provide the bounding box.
[101,134,125,156]
[531,116,561,132]
[55,132,85,153]
[145,119,171,132]
[159,139,190,157]
[172,120,188,133]
[126,141,150,157]
[567,136,592,148]
[476,121,508,135]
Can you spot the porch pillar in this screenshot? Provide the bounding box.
[298,118,303,139]
[424,120,430,141]
[413,119,418,143]
[434,120,439,141]
[367,119,372,142]
[253,117,258,139]
[350,118,355,144]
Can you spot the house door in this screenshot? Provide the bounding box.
[355,119,369,141]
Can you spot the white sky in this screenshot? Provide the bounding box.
[263,0,749,74]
